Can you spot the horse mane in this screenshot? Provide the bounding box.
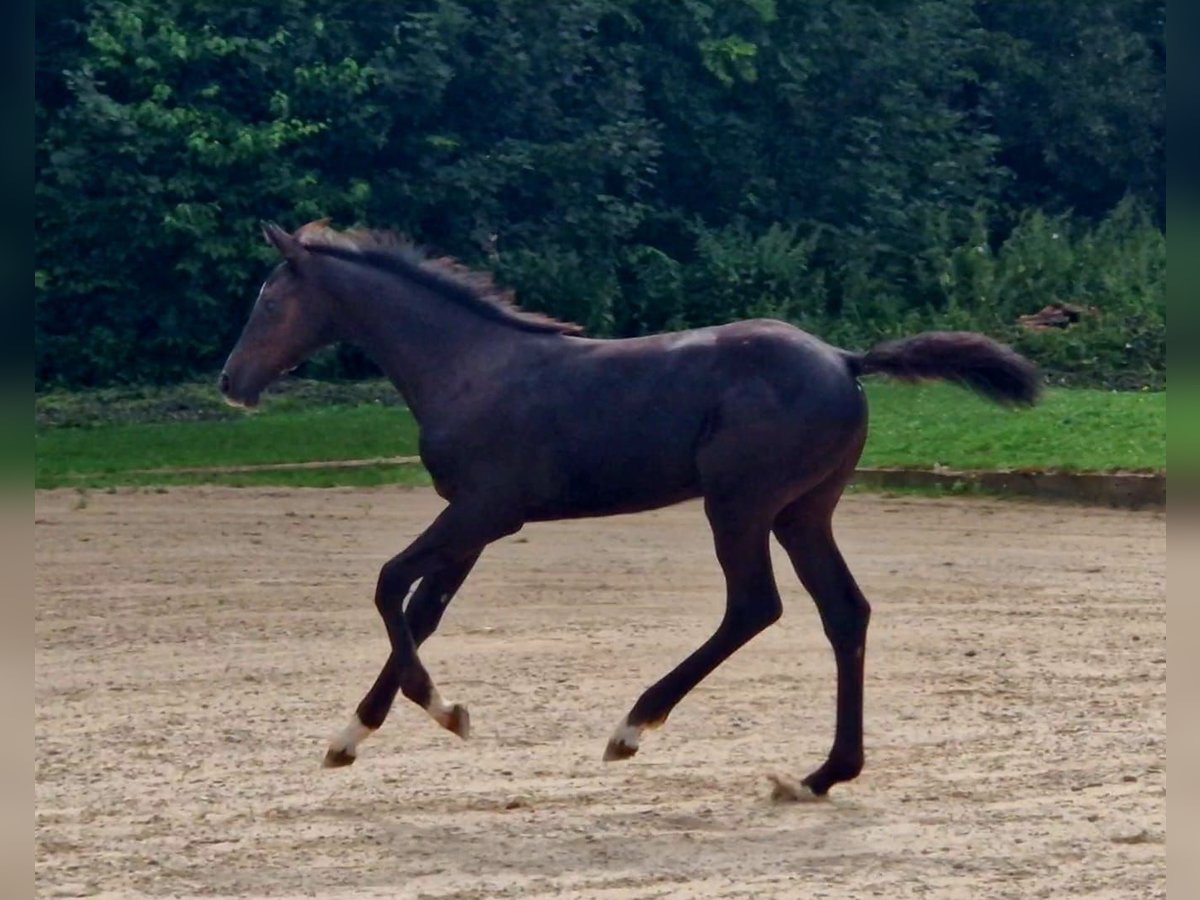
[292,220,585,336]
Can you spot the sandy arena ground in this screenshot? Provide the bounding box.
[35,487,1165,899]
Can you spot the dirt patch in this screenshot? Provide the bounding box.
[36,488,1166,899]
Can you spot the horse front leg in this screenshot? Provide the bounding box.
[323,505,516,768]
[406,552,481,648]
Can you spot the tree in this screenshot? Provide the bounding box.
[35,0,1165,388]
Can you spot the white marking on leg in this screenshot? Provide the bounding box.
[425,687,455,727]
[328,714,373,759]
[767,774,826,803]
[425,686,469,738]
[609,717,642,753]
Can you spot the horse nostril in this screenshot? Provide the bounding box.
[218,372,231,394]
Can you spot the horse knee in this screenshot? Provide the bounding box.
[375,558,413,611]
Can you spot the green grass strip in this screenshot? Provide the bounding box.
[860,383,1164,473]
[35,405,423,489]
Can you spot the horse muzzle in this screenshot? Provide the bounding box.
[217,370,260,410]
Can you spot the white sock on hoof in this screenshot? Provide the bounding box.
[328,715,373,759]
[425,687,468,736]
[606,718,641,755]
[425,687,450,724]
[767,774,826,803]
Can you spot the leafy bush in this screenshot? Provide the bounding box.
[35,0,1164,390]
[962,199,1164,388]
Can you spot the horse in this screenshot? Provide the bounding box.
[219,220,1039,800]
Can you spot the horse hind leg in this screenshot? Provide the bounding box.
[604,496,782,761]
[768,490,871,800]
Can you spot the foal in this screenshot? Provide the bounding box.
[220,220,1038,798]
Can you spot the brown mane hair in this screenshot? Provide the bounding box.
[293,220,584,336]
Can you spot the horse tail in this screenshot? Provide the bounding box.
[843,331,1041,407]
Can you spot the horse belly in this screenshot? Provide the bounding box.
[528,434,702,520]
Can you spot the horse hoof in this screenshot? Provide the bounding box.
[767,774,825,803]
[603,737,638,762]
[446,703,470,740]
[323,747,357,769]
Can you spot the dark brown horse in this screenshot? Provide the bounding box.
[220,220,1039,799]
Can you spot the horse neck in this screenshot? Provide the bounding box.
[320,258,535,421]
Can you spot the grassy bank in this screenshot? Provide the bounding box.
[861,383,1164,473]
[34,379,1166,490]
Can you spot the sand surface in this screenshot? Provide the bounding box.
[35,487,1166,899]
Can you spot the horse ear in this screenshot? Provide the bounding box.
[295,218,332,241]
[261,221,307,264]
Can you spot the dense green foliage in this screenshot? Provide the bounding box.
[36,0,1165,389]
[34,380,1166,489]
